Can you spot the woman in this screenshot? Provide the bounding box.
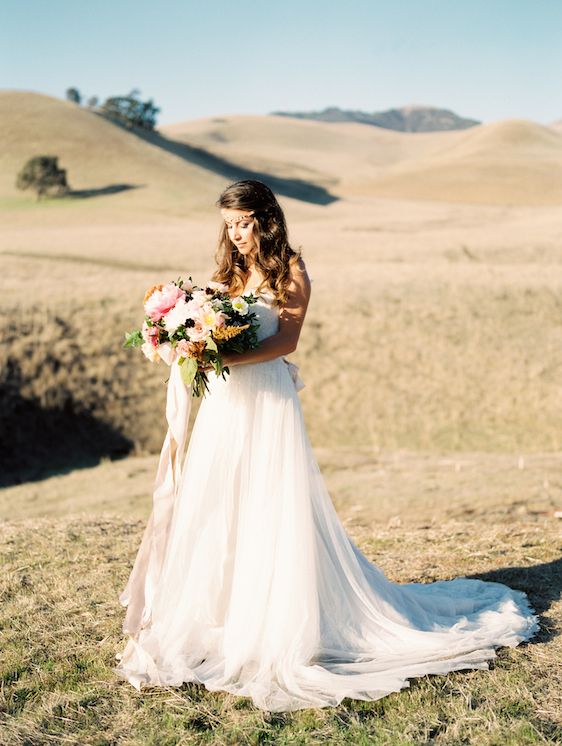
[114,179,539,713]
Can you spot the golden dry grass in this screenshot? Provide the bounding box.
[2,194,562,474]
[1,449,561,530]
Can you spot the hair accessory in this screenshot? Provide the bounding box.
[223,211,255,226]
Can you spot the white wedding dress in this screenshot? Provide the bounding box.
[114,287,539,712]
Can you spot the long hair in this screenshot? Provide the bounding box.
[212,180,301,305]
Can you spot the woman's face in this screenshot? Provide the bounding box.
[221,208,257,259]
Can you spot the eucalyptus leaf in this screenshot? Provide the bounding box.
[123,329,144,348]
[178,356,198,386]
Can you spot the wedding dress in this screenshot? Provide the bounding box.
[114,286,539,712]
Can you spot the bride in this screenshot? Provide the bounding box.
[114,179,539,713]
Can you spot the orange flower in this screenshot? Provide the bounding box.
[213,324,249,342]
[177,339,207,361]
[143,283,163,304]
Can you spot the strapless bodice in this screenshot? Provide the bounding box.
[250,289,279,343]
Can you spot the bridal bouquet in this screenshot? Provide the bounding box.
[123,277,260,396]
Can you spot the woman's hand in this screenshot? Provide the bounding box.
[197,356,233,373]
[220,353,235,367]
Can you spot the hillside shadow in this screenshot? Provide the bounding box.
[69,184,142,199]
[467,558,562,645]
[150,133,339,205]
[97,114,339,205]
[0,394,133,488]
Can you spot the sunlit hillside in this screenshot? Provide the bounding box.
[163,115,562,205]
[0,90,226,213]
[161,113,450,193]
[2,91,562,486]
[365,119,562,205]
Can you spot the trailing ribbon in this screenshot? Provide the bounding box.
[283,357,305,391]
[118,344,191,635]
[118,350,304,636]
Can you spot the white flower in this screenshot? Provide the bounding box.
[183,297,204,321]
[191,289,211,304]
[187,322,210,342]
[141,342,160,362]
[206,280,228,292]
[231,296,249,315]
[200,301,221,329]
[162,297,191,333]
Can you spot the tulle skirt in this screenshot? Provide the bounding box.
[114,356,539,712]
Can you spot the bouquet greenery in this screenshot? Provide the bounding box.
[124,277,260,396]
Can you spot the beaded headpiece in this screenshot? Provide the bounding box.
[222,210,255,226]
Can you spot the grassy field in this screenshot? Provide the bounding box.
[3,194,562,484]
[1,448,561,528]
[1,449,561,743]
[1,512,560,745]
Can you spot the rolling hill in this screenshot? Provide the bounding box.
[0,90,226,212]
[163,115,562,205]
[2,91,562,208]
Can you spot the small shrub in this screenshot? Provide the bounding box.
[16,155,70,200]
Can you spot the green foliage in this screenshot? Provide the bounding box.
[122,329,143,349]
[65,87,81,105]
[15,156,70,200]
[178,356,198,386]
[100,89,160,131]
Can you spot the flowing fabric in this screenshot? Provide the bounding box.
[118,342,192,635]
[114,288,539,712]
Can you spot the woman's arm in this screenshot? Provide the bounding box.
[223,258,311,367]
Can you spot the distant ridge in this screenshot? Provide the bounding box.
[270,104,480,132]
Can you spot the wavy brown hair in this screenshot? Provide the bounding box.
[211,180,302,305]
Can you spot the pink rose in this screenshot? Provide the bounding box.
[144,282,185,322]
[142,320,160,347]
[187,321,209,342]
[176,339,191,357]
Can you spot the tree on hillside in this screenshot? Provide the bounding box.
[100,89,160,131]
[66,87,82,105]
[86,95,99,109]
[16,156,70,200]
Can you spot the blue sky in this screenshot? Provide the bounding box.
[1,0,560,125]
